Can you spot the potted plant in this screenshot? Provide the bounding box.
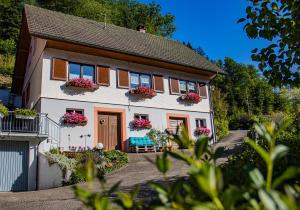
[180,92,201,104]
[0,103,8,118]
[194,127,211,136]
[14,109,37,119]
[129,86,156,98]
[130,118,152,129]
[63,111,88,126]
[65,78,98,91]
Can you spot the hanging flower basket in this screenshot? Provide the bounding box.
[194,127,211,136]
[65,78,98,91]
[180,92,201,104]
[129,86,156,98]
[63,112,88,126]
[131,119,152,129]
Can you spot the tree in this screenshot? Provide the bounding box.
[239,0,300,87]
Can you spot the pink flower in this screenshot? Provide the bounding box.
[129,86,156,98]
[63,112,88,125]
[131,118,152,129]
[194,127,210,136]
[181,92,201,103]
[66,78,97,89]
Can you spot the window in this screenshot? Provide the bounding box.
[134,114,149,120]
[179,80,187,94]
[68,62,95,81]
[196,119,207,128]
[187,82,197,93]
[179,80,197,94]
[130,72,151,88]
[66,108,84,115]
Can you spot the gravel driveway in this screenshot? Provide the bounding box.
[0,130,247,210]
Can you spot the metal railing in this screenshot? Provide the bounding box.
[0,112,61,147]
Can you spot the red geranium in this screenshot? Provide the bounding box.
[180,92,201,103]
[131,118,152,129]
[66,78,97,90]
[129,86,156,98]
[63,112,88,125]
[194,127,210,136]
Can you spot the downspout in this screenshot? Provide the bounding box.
[35,139,42,190]
[208,73,218,144]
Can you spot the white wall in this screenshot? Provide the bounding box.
[39,98,212,152]
[41,48,211,112]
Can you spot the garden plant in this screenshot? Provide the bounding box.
[72,119,300,209]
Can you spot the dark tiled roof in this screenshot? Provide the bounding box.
[24,4,221,73]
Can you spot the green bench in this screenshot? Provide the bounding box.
[128,137,156,153]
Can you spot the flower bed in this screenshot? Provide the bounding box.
[194,127,211,136]
[131,118,152,129]
[63,112,88,126]
[129,86,156,98]
[65,78,98,90]
[180,92,201,104]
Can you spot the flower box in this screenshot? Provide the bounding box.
[63,112,88,126]
[129,86,156,98]
[65,78,98,91]
[194,127,211,136]
[180,92,201,104]
[14,109,37,120]
[131,118,152,129]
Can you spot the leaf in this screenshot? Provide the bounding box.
[251,48,258,53]
[117,192,133,208]
[246,138,270,164]
[249,168,265,188]
[273,167,300,189]
[221,185,241,209]
[155,153,170,174]
[194,137,208,159]
[271,145,288,161]
[108,180,121,194]
[237,18,246,23]
[94,196,110,210]
[167,151,192,165]
[258,190,276,210]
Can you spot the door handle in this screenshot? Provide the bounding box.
[100,119,105,124]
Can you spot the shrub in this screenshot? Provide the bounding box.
[0,54,15,76]
[14,109,37,117]
[49,147,60,154]
[103,150,128,173]
[46,153,77,174]
[0,103,8,116]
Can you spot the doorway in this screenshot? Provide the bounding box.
[98,113,121,150]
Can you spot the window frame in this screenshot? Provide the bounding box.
[68,62,95,82]
[195,118,207,128]
[129,72,152,89]
[178,79,198,95]
[66,108,84,115]
[134,113,149,120]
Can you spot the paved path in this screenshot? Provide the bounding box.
[0,131,247,210]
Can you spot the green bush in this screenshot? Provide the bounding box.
[48,147,60,154]
[0,39,16,55]
[103,150,128,173]
[14,109,37,117]
[0,54,15,75]
[0,103,8,116]
[46,153,77,173]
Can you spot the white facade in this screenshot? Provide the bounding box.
[23,38,215,152]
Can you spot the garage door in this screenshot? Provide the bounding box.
[0,141,29,191]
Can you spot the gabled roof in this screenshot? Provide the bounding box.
[24,4,221,73]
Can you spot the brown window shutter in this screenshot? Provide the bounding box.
[117,69,129,88]
[199,83,207,98]
[169,78,180,94]
[153,75,164,92]
[97,66,110,86]
[52,58,67,80]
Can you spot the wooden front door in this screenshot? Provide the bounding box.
[98,113,121,150]
[169,117,186,135]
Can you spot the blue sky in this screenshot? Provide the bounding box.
[139,0,269,66]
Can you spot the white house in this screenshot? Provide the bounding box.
[1,5,222,191]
